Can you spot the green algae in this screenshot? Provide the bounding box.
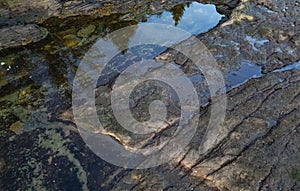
[292,168,300,182]
[37,129,88,191]
[77,24,96,38]
[1,0,18,8]
[258,26,272,36]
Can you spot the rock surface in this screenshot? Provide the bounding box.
[0,24,48,49]
[209,0,299,74]
[1,69,299,191]
[0,0,300,191]
[158,0,299,74]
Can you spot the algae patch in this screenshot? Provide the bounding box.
[37,129,88,191]
[292,169,300,182]
[77,24,96,38]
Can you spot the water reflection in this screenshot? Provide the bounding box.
[171,3,189,26]
[0,1,224,132]
[147,2,224,34]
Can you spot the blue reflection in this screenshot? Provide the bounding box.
[147,2,224,34]
[273,61,300,73]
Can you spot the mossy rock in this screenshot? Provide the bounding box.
[62,34,81,47]
[1,0,18,8]
[258,26,272,37]
[77,24,96,38]
[292,169,300,182]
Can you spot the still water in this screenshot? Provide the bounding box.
[147,2,224,34]
[0,1,224,132]
[1,1,298,190]
[0,3,225,188]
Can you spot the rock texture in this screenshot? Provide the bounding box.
[0,0,300,191]
[159,0,299,74]
[1,69,299,191]
[207,0,299,73]
[0,24,48,49]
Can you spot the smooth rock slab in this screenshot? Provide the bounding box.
[0,24,48,50]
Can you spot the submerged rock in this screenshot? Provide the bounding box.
[0,0,299,190]
[0,0,236,49]
[77,24,96,38]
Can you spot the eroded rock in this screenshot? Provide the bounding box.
[0,0,299,190]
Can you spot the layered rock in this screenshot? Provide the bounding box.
[0,0,299,190]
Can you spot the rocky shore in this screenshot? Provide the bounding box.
[0,0,299,190]
[0,0,236,49]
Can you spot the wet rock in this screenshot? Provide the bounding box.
[220,0,299,72]
[184,69,300,190]
[92,0,299,189]
[2,62,298,191]
[158,0,299,75]
[0,126,121,191]
[0,0,236,49]
[159,1,300,73]
[0,0,299,190]
[107,69,300,191]
[0,24,48,50]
